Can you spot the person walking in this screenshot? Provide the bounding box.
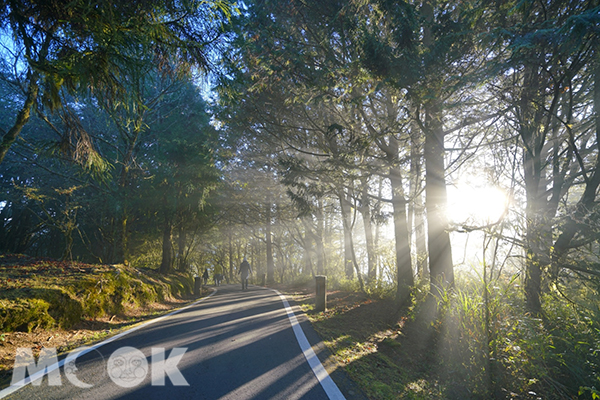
[202,269,209,285]
[238,258,252,291]
[214,273,223,286]
[214,264,224,286]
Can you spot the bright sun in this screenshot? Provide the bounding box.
[447,180,508,225]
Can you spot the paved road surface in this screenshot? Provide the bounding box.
[3,284,364,400]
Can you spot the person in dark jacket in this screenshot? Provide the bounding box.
[238,258,252,291]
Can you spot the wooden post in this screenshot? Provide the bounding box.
[194,277,202,296]
[315,275,327,312]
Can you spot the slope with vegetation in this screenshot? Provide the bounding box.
[0,253,201,389]
[0,254,195,332]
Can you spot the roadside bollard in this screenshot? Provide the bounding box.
[315,275,327,312]
[194,277,202,296]
[261,273,266,286]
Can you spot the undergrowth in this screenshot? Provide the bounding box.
[434,274,600,399]
[0,255,195,332]
[296,272,600,399]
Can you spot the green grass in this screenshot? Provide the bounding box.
[287,276,600,400]
[0,254,196,332]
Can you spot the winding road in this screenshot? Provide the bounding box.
[2,284,365,400]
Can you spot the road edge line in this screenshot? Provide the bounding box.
[0,288,218,399]
[270,288,346,400]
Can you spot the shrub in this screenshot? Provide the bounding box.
[432,272,600,399]
[0,298,54,332]
[0,289,82,332]
[0,260,195,331]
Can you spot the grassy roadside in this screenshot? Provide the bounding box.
[0,253,209,390]
[280,283,442,400]
[279,280,600,400]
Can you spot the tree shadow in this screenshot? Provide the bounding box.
[290,288,476,398]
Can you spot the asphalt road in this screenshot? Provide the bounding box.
[3,284,364,400]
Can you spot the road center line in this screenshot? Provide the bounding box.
[270,288,346,400]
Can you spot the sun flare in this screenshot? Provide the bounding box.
[447,182,508,225]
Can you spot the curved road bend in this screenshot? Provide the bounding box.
[4,284,364,400]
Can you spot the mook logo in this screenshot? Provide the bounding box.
[11,346,189,388]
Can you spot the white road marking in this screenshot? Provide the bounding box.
[0,289,217,399]
[270,288,346,400]
[2,286,347,400]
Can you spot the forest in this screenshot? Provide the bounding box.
[1,0,600,398]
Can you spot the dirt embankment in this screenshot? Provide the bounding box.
[0,253,206,389]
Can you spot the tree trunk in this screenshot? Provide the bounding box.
[410,128,428,278]
[266,200,275,284]
[360,177,377,284]
[424,99,454,289]
[177,225,187,271]
[5,205,35,254]
[315,200,326,275]
[228,232,234,281]
[115,210,128,264]
[421,0,453,291]
[338,188,365,290]
[159,216,173,274]
[304,244,315,277]
[375,178,383,286]
[414,201,428,278]
[523,154,548,314]
[390,165,414,303]
[0,72,39,165]
[520,62,550,315]
[110,205,128,265]
[339,190,355,280]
